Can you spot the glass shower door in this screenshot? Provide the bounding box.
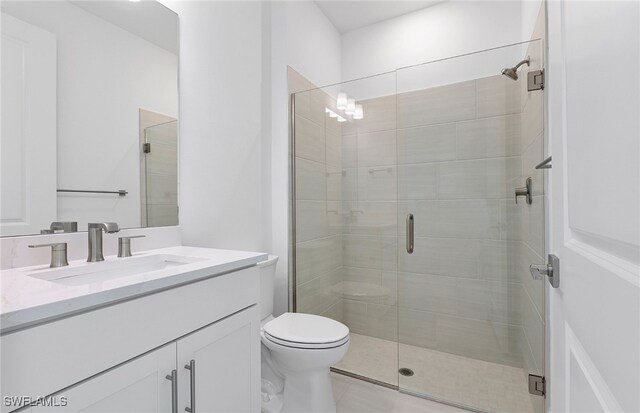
[292,72,400,387]
[395,40,545,413]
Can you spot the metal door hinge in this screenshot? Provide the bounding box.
[143,143,151,153]
[528,69,544,91]
[530,254,560,288]
[528,374,546,397]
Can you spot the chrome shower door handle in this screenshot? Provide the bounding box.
[165,370,178,413]
[406,214,414,254]
[184,360,196,413]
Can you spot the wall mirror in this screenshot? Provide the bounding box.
[1,0,179,237]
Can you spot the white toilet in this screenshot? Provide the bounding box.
[258,255,350,413]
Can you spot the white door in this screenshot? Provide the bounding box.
[1,13,57,236]
[30,344,176,413]
[177,306,261,413]
[547,1,640,412]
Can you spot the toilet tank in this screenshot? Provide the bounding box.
[257,255,278,320]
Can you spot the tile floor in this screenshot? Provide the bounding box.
[332,372,469,413]
[334,333,535,413]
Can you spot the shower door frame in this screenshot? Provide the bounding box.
[289,92,298,313]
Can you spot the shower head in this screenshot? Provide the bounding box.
[501,67,519,80]
[501,57,531,81]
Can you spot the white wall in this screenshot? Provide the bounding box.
[269,1,342,315]
[164,1,266,252]
[1,1,178,232]
[341,1,525,82]
[157,1,339,315]
[522,0,544,43]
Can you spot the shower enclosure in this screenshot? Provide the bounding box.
[291,41,545,413]
[140,119,178,227]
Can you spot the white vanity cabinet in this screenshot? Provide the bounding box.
[177,306,260,413]
[30,344,176,413]
[1,264,262,413]
[25,306,260,413]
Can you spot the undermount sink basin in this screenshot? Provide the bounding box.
[27,254,205,286]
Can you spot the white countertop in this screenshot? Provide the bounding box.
[0,246,268,334]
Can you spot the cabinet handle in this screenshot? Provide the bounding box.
[184,359,196,413]
[406,214,414,254]
[165,370,178,413]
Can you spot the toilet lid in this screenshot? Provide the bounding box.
[263,313,349,347]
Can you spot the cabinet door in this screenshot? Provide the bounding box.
[31,344,176,413]
[177,306,261,413]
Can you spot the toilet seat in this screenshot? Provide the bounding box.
[263,313,349,349]
[263,333,349,349]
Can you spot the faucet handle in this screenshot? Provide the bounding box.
[29,242,67,249]
[88,222,119,233]
[29,243,69,268]
[50,221,78,233]
[118,235,145,258]
[103,222,119,233]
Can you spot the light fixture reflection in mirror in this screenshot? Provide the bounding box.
[345,98,356,115]
[353,104,363,120]
[336,92,348,110]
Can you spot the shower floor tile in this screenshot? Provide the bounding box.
[334,333,535,413]
[332,372,469,413]
[335,333,399,386]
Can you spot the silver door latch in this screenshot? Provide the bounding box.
[530,254,560,288]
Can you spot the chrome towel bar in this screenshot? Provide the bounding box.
[57,189,128,196]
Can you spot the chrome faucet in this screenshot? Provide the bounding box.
[87,223,119,262]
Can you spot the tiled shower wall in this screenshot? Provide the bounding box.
[339,94,399,343]
[293,56,544,373]
[340,75,527,368]
[293,71,344,322]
